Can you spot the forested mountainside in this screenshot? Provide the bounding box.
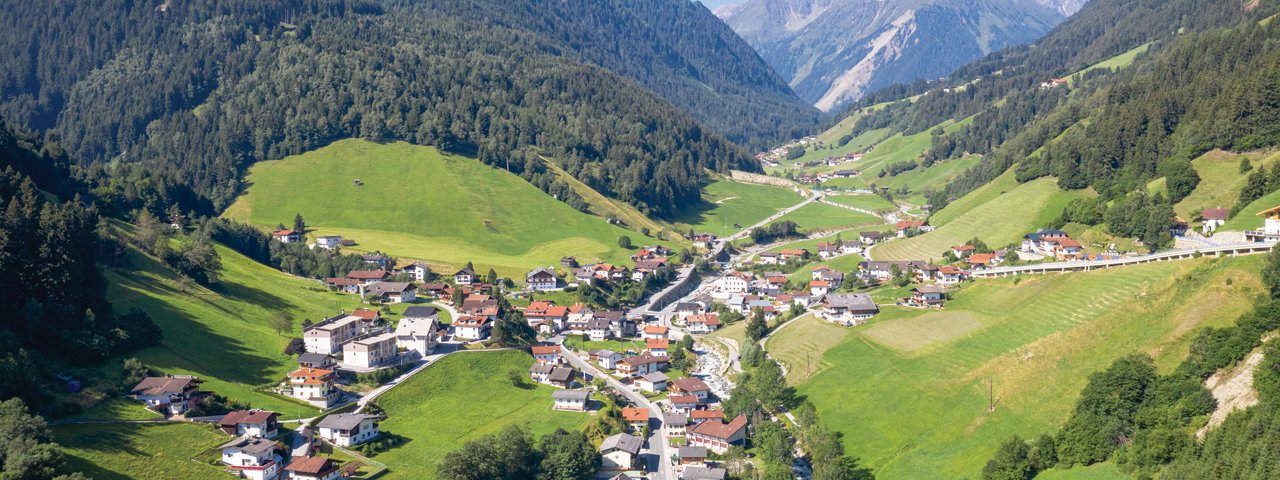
[718,0,1071,111]
[0,0,812,218]
[822,0,1280,247]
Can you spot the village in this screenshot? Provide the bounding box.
[108,200,1280,480]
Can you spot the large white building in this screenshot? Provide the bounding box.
[342,332,398,369]
[304,315,362,355]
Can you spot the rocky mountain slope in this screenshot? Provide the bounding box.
[718,0,1083,111]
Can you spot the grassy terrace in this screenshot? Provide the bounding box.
[778,202,882,232]
[55,422,227,480]
[225,139,641,278]
[874,177,1084,261]
[673,179,802,237]
[825,194,896,212]
[796,256,1265,479]
[374,351,592,479]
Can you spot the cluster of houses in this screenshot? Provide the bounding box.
[521,300,638,339]
[125,374,381,480]
[1018,229,1084,260]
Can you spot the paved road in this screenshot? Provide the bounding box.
[558,344,675,480]
[724,192,821,243]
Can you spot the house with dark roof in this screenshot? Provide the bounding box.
[683,466,728,480]
[128,375,203,415]
[820,293,879,326]
[637,371,669,393]
[670,378,711,402]
[616,354,668,377]
[363,282,416,304]
[600,433,644,471]
[218,436,282,480]
[219,410,280,439]
[1203,207,1230,234]
[345,269,388,285]
[526,267,559,291]
[454,266,476,285]
[859,231,886,244]
[907,285,946,308]
[316,414,381,447]
[552,389,589,411]
[295,353,335,370]
[678,445,708,465]
[686,415,748,454]
[547,367,575,389]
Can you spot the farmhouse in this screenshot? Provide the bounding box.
[552,389,590,411]
[364,282,416,303]
[272,229,301,243]
[316,413,381,447]
[895,219,932,237]
[951,245,975,257]
[547,367,575,389]
[1202,208,1230,234]
[284,456,342,480]
[342,332,398,369]
[600,433,644,471]
[686,415,748,454]
[284,368,340,408]
[219,410,280,439]
[218,436,282,480]
[780,249,810,261]
[859,231,885,244]
[128,375,203,415]
[1020,229,1069,255]
[820,293,879,326]
[757,252,781,265]
[907,285,946,308]
[691,233,718,249]
[325,277,361,294]
[526,267,559,291]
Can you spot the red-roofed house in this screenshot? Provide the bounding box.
[219,410,280,439]
[895,220,932,237]
[284,456,342,480]
[686,314,721,334]
[345,269,388,285]
[646,338,670,356]
[642,325,669,340]
[968,253,996,269]
[669,378,711,402]
[622,407,649,432]
[809,280,832,296]
[531,345,562,364]
[1203,208,1230,234]
[689,409,724,424]
[272,229,301,243]
[686,415,748,453]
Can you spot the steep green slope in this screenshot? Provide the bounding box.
[225,139,639,277]
[798,256,1264,479]
[672,179,803,237]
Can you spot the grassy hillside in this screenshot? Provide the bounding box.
[1222,188,1280,231]
[928,170,1021,227]
[104,224,384,418]
[797,255,1265,479]
[225,139,640,278]
[779,202,883,232]
[764,313,853,384]
[826,194,896,212]
[1069,42,1151,80]
[373,350,592,479]
[874,177,1083,261]
[672,179,802,236]
[1175,150,1280,220]
[55,422,226,480]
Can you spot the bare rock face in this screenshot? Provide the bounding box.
[719,0,1086,111]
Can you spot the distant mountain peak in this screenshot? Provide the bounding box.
[720,0,1084,110]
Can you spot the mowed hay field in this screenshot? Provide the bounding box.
[874,177,1083,261]
[780,202,882,231]
[105,228,366,417]
[1174,150,1280,220]
[825,194,896,212]
[796,255,1266,479]
[674,179,802,237]
[763,313,852,383]
[373,350,592,479]
[224,139,639,278]
[55,422,227,480]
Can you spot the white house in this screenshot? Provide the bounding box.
[314,235,343,250]
[526,267,559,291]
[304,315,362,355]
[600,433,643,471]
[642,325,669,340]
[127,375,203,415]
[1202,208,1230,234]
[284,368,340,408]
[637,371,669,392]
[686,314,721,334]
[591,350,623,370]
[532,345,562,364]
[316,414,381,447]
[364,282,416,304]
[453,316,492,341]
[401,262,431,282]
[395,316,437,357]
[219,410,280,439]
[1246,205,1280,243]
[714,273,751,294]
[552,389,589,411]
[454,267,476,285]
[272,229,301,243]
[342,332,398,369]
[819,293,879,326]
[218,436,281,480]
[670,378,712,403]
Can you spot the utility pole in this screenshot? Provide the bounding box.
[987,377,997,413]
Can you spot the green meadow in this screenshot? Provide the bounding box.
[373,350,592,479]
[674,179,803,237]
[225,139,640,278]
[874,177,1083,261]
[55,422,227,480]
[825,194,896,212]
[794,256,1265,479]
[1175,150,1280,221]
[778,202,882,232]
